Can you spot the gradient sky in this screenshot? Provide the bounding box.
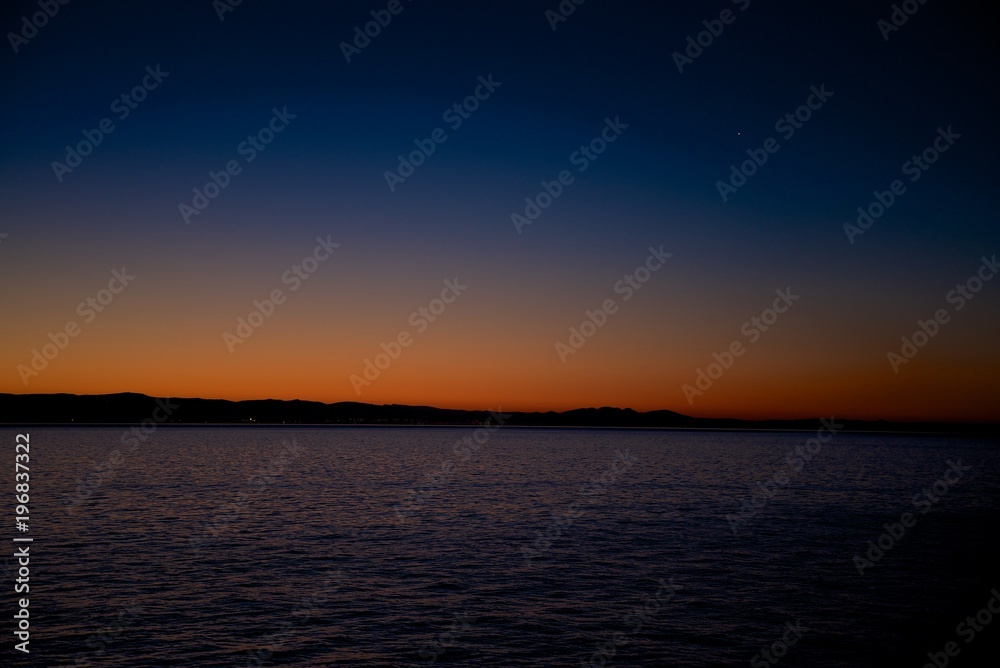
[1,0,997,421]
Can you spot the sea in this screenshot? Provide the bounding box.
[5,426,999,666]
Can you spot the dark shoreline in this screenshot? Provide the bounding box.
[2,392,997,435]
[3,424,998,437]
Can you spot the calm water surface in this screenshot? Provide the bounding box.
[6,427,999,666]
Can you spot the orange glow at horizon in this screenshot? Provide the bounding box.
[3,319,998,422]
[2,219,998,424]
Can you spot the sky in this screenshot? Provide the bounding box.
[1,0,997,421]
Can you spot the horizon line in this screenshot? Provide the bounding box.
[2,390,999,427]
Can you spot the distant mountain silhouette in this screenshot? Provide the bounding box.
[0,392,995,434]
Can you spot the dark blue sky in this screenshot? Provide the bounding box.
[2,0,998,418]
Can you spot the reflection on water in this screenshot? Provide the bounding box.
[12,427,1000,666]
